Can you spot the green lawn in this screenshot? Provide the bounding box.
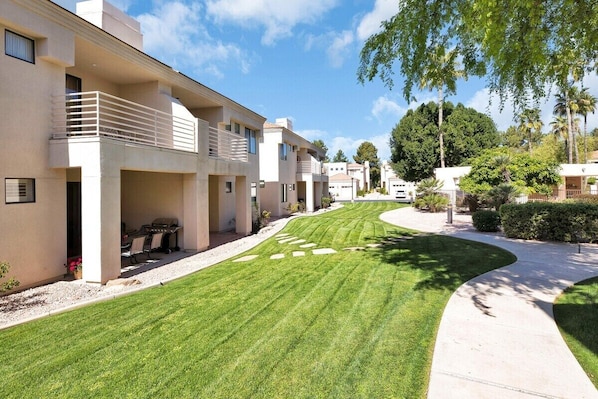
[0,202,516,398]
[554,276,598,388]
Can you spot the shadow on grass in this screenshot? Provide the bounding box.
[367,232,517,292]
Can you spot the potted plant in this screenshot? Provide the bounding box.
[67,256,83,280]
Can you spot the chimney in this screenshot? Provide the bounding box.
[275,118,293,131]
[76,0,143,51]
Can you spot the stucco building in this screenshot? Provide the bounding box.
[1,0,265,287]
[259,118,328,216]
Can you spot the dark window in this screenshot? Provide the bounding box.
[5,178,35,204]
[5,30,34,63]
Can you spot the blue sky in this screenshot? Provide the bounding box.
[52,0,598,162]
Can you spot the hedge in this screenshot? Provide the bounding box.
[472,210,501,232]
[500,202,598,242]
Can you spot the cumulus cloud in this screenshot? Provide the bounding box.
[356,0,399,41]
[206,0,338,46]
[371,96,405,121]
[136,1,252,77]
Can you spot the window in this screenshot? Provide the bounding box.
[279,143,288,160]
[234,123,240,134]
[5,30,34,63]
[280,184,288,202]
[5,178,35,204]
[225,181,232,193]
[245,128,256,154]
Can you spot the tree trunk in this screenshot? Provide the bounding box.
[566,103,573,163]
[584,115,588,163]
[438,87,445,168]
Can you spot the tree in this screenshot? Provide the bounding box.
[357,1,598,111]
[332,149,348,162]
[554,85,581,163]
[390,101,499,181]
[353,141,381,188]
[517,108,543,156]
[577,88,597,163]
[459,149,561,196]
[312,139,329,162]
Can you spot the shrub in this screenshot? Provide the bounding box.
[414,193,449,212]
[472,210,501,232]
[356,189,366,197]
[0,261,19,293]
[568,194,598,205]
[501,202,598,242]
[321,196,332,209]
[287,202,306,213]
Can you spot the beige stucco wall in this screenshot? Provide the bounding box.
[0,11,74,288]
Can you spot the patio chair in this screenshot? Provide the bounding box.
[144,232,164,259]
[121,235,146,264]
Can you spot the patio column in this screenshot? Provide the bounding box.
[305,177,315,212]
[183,172,209,251]
[235,176,251,235]
[80,160,121,284]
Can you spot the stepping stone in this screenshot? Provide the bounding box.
[233,255,258,262]
[313,248,337,255]
[344,247,365,251]
[289,239,306,245]
[300,243,317,248]
[366,243,382,248]
[276,233,290,238]
[292,251,305,257]
[270,253,285,259]
[278,237,297,243]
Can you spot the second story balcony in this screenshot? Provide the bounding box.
[51,91,248,162]
[297,159,328,178]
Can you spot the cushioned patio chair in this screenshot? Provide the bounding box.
[121,235,146,264]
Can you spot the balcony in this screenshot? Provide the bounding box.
[208,127,248,162]
[297,160,327,175]
[52,91,197,152]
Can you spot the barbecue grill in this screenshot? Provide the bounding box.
[142,218,181,253]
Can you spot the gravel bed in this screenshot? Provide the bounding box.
[0,215,295,330]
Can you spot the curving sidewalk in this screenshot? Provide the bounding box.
[380,207,598,399]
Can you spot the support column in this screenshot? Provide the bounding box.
[80,160,121,284]
[305,177,315,212]
[183,172,209,251]
[235,176,251,235]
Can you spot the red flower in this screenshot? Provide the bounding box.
[67,257,82,273]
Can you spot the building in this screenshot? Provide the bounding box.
[380,160,416,202]
[325,161,370,200]
[1,0,265,287]
[259,118,328,216]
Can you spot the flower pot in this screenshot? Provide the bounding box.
[73,269,82,280]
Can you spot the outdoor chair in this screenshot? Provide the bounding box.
[121,235,146,264]
[144,232,164,259]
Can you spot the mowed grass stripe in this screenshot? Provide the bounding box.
[0,202,516,398]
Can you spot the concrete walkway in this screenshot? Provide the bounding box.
[380,207,598,399]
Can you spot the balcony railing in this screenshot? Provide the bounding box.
[297,160,327,175]
[208,127,248,162]
[52,91,197,153]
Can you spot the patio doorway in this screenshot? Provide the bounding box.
[67,181,82,258]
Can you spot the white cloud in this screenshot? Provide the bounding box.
[137,1,251,77]
[356,0,399,41]
[206,0,338,46]
[326,31,354,68]
[371,96,405,121]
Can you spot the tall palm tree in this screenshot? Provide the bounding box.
[418,46,465,169]
[577,88,597,163]
[554,85,581,163]
[517,108,543,156]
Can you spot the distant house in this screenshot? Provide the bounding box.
[434,164,598,203]
[380,160,416,202]
[1,0,265,287]
[259,118,328,216]
[328,173,357,201]
[324,161,370,199]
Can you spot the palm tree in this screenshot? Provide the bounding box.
[491,154,512,183]
[554,85,581,163]
[418,46,465,169]
[550,115,569,154]
[517,108,543,156]
[577,88,597,163]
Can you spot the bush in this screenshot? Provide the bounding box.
[568,194,598,205]
[472,210,501,232]
[501,202,598,242]
[414,193,449,212]
[287,202,306,213]
[321,196,332,208]
[0,261,19,293]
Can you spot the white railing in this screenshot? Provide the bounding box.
[52,91,197,153]
[208,127,248,162]
[298,160,327,175]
